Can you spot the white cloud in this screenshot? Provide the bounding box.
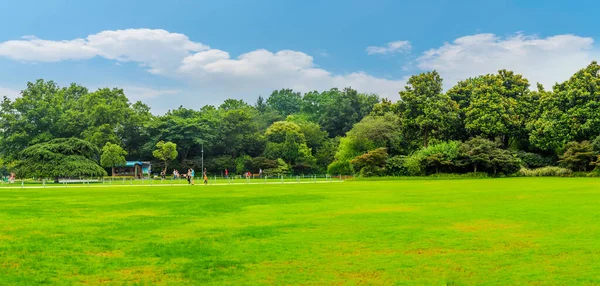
[2,29,598,111]
[416,33,599,89]
[87,29,208,74]
[0,36,96,62]
[0,29,207,73]
[0,86,20,99]
[177,48,405,99]
[0,29,406,103]
[366,40,412,55]
[121,86,182,101]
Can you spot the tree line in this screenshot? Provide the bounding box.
[2,61,600,178]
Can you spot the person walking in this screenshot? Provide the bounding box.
[187,169,191,184]
[203,168,208,185]
[224,168,228,179]
[190,168,195,185]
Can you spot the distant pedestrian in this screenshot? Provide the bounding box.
[190,168,195,185]
[187,169,192,184]
[258,168,263,178]
[204,168,208,185]
[224,168,228,179]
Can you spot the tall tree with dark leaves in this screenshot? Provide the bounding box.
[399,71,459,147]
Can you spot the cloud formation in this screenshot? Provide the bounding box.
[0,29,598,110]
[366,40,412,55]
[416,33,599,89]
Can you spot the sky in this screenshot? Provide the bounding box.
[0,0,599,114]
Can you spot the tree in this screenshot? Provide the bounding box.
[152,141,178,173]
[558,141,595,171]
[286,116,328,152]
[315,88,380,137]
[15,138,107,182]
[399,71,459,147]
[420,141,460,174]
[266,89,302,116]
[100,142,127,177]
[264,121,316,171]
[458,137,499,173]
[458,137,520,175]
[329,113,405,174]
[351,147,389,177]
[528,62,600,152]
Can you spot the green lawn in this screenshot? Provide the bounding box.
[0,178,599,285]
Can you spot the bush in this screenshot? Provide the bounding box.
[403,153,425,176]
[559,141,595,171]
[518,166,572,177]
[385,155,409,176]
[516,151,554,168]
[327,160,353,175]
[459,137,521,175]
[263,158,289,176]
[351,147,388,177]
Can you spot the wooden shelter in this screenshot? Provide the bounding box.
[113,161,143,179]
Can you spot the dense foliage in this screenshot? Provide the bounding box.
[4,62,600,177]
[15,138,107,180]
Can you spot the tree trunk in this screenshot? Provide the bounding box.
[474,164,477,173]
[111,167,115,177]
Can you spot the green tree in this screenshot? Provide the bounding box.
[264,121,316,171]
[329,113,405,174]
[152,141,178,173]
[458,137,521,175]
[558,141,595,171]
[399,71,459,147]
[351,147,389,177]
[267,89,302,116]
[528,62,600,152]
[15,138,106,181]
[0,80,77,160]
[100,142,128,177]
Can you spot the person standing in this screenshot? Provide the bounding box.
[224,168,228,179]
[203,168,208,185]
[187,169,191,184]
[258,168,263,178]
[190,168,195,185]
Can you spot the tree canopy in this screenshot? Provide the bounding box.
[15,138,107,179]
[4,61,600,178]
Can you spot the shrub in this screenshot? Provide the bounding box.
[516,151,554,168]
[350,147,388,177]
[327,160,353,175]
[385,155,409,176]
[559,141,595,171]
[459,137,521,175]
[403,153,425,176]
[518,166,572,177]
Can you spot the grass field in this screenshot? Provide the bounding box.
[0,178,599,285]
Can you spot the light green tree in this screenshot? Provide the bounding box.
[152,141,178,174]
[100,142,128,177]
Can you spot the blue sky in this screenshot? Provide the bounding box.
[0,0,598,113]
